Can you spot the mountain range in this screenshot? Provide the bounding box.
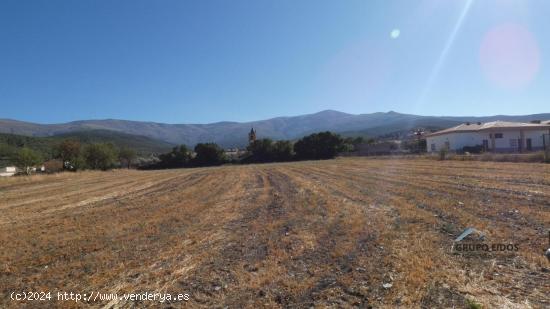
[2,110,550,148]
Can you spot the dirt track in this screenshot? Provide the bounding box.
[1,158,549,308]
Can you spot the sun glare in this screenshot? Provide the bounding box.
[480,23,540,90]
[416,0,475,107]
[390,29,400,39]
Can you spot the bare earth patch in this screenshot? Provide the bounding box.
[0,158,549,308]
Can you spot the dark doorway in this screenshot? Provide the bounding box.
[526,138,532,151]
[482,140,489,151]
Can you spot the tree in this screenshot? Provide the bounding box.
[341,137,356,153]
[272,140,293,162]
[293,131,344,160]
[15,147,42,175]
[247,139,275,163]
[118,147,137,169]
[43,159,64,173]
[245,139,294,163]
[352,137,365,145]
[157,145,192,168]
[340,136,367,152]
[83,143,117,170]
[58,139,81,170]
[193,143,226,166]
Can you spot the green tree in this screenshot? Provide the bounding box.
[15,147,42,175]
[83,143,117,170]
[340,136,368,152]
[193,143,225,166]
[244,139,294,163]
[0,143,18,161]
[272,140,293,162]
[157,145,192,168]
[294,131,344,160]
[118,147,137,169]
[353,137,365,145]
[58,139,82,170]
[341,137,356,153]
[247,138,275,163]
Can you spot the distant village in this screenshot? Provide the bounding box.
[2,119,550,177]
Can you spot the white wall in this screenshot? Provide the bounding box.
[524,130,547,149]
[426,129,549,153]
[427,132,484,152]
[0,167,16,177]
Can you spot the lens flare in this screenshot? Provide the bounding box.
[479,23,540,90]
[416,0,475,106]
[390,29,400,39]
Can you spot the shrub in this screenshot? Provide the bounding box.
[438,148,448,161]
[245,139,294,163]
[154,145,192,169]
[15,147,42,175]
[455,152,546,163]
[118,147,137,169]
[466,299,482,309]
[193,143,226,166]
[462,145,483,154]
[246,139,275,163]
[43,159,64,173]
[294,131,344,160]
[272,140,293,162]
[83,143,118,170]
[57,139,81,170]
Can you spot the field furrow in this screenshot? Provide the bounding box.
[0,158,549,308]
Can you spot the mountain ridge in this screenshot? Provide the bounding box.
[2,110,549,147]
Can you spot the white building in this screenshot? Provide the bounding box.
[224,148,243,160]
[426,121,550,153]
[0,166,17,177]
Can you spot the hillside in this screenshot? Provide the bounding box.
[0,130,173,166]
[53,130,174,154]
[1,110,550,147]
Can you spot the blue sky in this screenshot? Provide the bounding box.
[1,0,548,124]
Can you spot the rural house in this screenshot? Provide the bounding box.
[426,121,550,153]
[0,166,17,177]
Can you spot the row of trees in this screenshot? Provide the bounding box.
[244,139,293,163]
[59,140,137,170]
[9,131,364,173]
[246,132,365,163]
[145,143,226,169]
[13,140,137,174]
[149,131,361,169]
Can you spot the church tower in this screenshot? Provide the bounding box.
[248,127,256,144]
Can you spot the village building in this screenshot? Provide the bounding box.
[248,127,256,144]
[425,121,550,153]
[224,148,242,160]
[224,128,258,160]
[0,166,17,177]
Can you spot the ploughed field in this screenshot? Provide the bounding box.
[1,158,549,308]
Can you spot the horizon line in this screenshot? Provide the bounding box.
[2,109,550,126]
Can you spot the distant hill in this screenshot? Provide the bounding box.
[53,130,174,154]
[1,110,549,147]
[0,130,174,166]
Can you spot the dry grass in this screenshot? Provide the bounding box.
[1,158,549,308]
[436,151,549,163]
